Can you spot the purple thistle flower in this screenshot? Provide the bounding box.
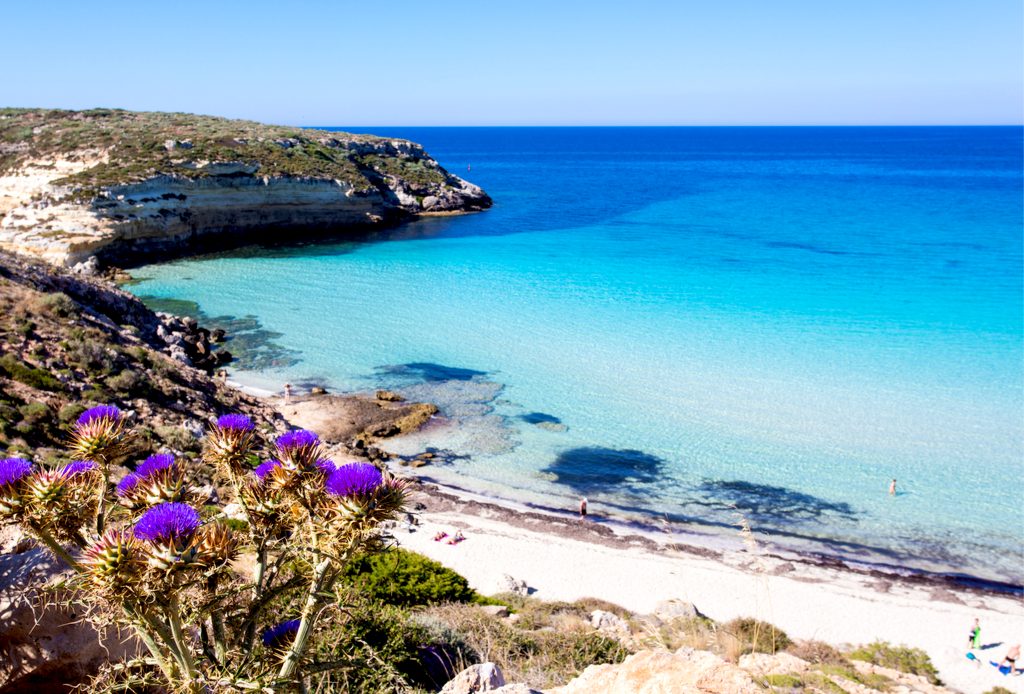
[133,502,200,544]
[116,473,139,497]
[61,460,97,477]
[252,459,281,480]
[262,619,301,648]
[136,453,176,479]
[0,458,32,487]
[276,430,319,452]
[325,463,382,498]
[217,414,254,432]
[77,405,122,426]
[315,459,336,474]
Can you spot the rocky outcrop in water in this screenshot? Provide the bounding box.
[0,109,491,266]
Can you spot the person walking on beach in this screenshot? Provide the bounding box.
[579,497,588,521]
[967,617,981,649]
[284,383,292,403]
[889,478,897,496]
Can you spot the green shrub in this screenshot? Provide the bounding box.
[153,424,201,453]
[57,402,87,424]
[342,548,477,606]
[721,617,791,655]
[18,401,51,425]
[34,292,78,318]
[787,639,849,667]
[848,641,941,685]
[0,354,63,391]
[763,673,804,688]
[817,663,893,690]
[983,687,1015,694]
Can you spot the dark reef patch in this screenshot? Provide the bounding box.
[543,446,664,494]
[138,295,301,370]
[377,362,488,382]
[519,411,562,425]
[696,480,857,524]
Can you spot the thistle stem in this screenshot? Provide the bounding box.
[276,557,334,681]
[29,524,82,571]
[124,606,179,683]
[94,467,109,535]
[207,575,228,664]
[165,596,199,683]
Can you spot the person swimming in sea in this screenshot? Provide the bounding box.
[889,478,897,496]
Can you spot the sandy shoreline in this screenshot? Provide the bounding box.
[235,376,1024,693]
[393,480,1024,694]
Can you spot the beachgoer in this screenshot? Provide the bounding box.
[433,531,448,541]
[999,643,1020,672]
[447,530,466,545]
[579,497,588,520]
[967,618,981,649]
[889,479,896,496]
[284,383,292,403]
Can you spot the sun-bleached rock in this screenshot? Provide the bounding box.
[440,662,507,693]
[0,548,140,690]
[738,651,810,676]
[549,647,762,694]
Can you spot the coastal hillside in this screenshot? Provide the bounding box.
[0,109,491,267]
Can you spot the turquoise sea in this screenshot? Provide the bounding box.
[129,127,1024,587]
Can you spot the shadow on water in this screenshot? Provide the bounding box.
[695,480,858,524]
[376,362,489,383]
[519,412,562,425]
[138,296,302,371]
[542,446,664,495]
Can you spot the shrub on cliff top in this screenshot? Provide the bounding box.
[342,547,478,607]
[720,617,792,656]
[0,353,63,391]
[848,640,941,684]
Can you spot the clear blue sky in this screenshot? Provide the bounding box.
[2,0,1020,125]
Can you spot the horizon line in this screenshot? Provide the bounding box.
[308,123,1024,129]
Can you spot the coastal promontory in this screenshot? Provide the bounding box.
[0,109,491,266]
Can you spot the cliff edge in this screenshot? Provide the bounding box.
[0,108,491,266]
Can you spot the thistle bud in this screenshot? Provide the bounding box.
[83,529,141,592]
[0,458,33,519]
[194,521,238,567]
[204,414,256,474]
[70,406,130,465]
[25,469,71,505]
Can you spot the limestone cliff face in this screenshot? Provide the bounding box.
[0,109,491,266]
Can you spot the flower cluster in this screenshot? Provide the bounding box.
[0,458,33,519]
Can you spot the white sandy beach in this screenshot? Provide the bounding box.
[394,499,1024,694]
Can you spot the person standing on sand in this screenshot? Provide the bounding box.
[999,643,1020,672]
[579,497,588,520]
[889,479,897,496]
[284,383,292,403]
[967,617,981,649]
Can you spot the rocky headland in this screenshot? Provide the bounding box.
[0,108,490,267]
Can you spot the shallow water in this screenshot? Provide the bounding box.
[129,127,1024,585]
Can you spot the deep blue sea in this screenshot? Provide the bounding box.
[129,127,1024,585]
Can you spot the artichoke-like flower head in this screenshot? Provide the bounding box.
[0,458,33,519]
[204,414,257,474]
[261,619,301,649]
[118,454,195,509]
[70,405,129,465]
[324,463,405,525]
[133,502,202,572]
[194,521,238,568]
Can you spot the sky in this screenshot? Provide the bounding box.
[2,0,1021,126]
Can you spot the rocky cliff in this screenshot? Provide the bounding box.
[0,109,491,266]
